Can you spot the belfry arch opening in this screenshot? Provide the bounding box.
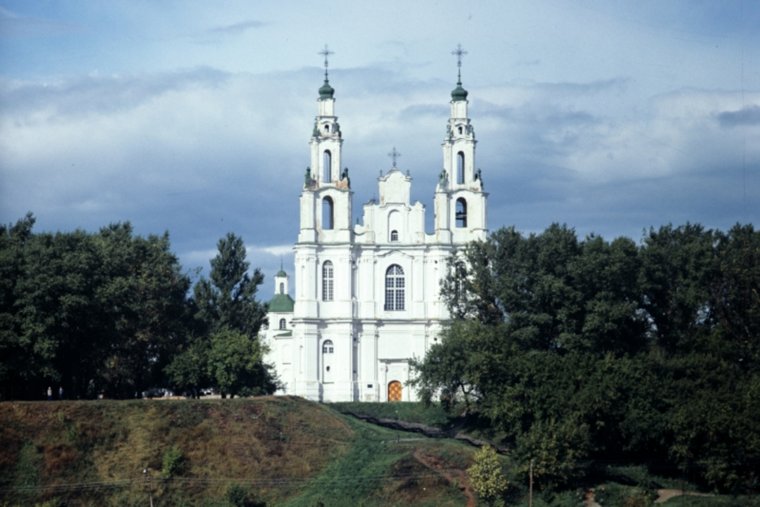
[322,196,334,230]
[455,198,467,228]
[456,151,465,184]
[323,150,332,182]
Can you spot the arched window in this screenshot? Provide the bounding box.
[455,198,468,228]
[279,282,284,294]
[279,318,286,330]
[322,261,334,301]
[322,196,334,230]
[323,124,330,133]
[322,339,334,383]
[390,230,398,242]
[323,150,332,182]
[458,126,463,135]
[456,151,465,184]
[384,264,405,311]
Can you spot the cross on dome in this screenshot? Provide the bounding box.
[319,44,334,81]
[317,44,336,99]
[388,147,401,168]
[451,43,467,84]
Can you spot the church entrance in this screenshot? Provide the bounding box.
[387,381,402,402]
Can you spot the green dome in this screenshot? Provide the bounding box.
[319,79,335,99]
[451,82,468,101]
[269,293,294,313]
[276,269,287,277]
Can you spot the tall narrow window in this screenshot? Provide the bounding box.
[390,230,398,242]
[457,151,465,184]
[322,261,334,301]
[323,150,332,182]
[455,198,468,228]
[322,196,334,230]
[279,282,285,294]
[279,318,286,330]
[384,264,405,311]
[322,339,334,383]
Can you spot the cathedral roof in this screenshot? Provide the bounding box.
[451,81,468,101]
[269,293,294,313]
[319,79,335,99]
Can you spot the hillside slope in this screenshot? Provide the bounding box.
[0,397,474,506]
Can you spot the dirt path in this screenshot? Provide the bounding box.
[655,488,713,504]
[413,449,477,507]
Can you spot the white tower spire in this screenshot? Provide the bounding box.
[435,44,487,243]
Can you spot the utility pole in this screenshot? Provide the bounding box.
[529,458,534,507]
[143,467,154,507]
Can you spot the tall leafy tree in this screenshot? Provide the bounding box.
[169,233,275,397]
[195,233,267,339]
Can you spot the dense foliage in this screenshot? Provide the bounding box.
[413,223,760,493]
[0,214,274,400]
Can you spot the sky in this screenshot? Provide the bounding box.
[1,0,759,298]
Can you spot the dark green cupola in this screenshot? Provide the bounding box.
[451,80,468,101]
[319,79,335,100]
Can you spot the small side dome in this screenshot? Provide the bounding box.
[276,269,287,278]
[319,80,335,99]
[451,82,468,101]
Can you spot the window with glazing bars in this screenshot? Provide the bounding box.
[384,264,405,311]
[322,261,334,301]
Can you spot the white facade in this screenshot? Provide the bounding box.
[263,71,487,402]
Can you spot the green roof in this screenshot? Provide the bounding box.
[451,82,468,101]
[319,79,335,99]
[276,269,287,277]
[269,293,294,313]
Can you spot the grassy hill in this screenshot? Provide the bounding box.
[0,397,475,506]
[3,398,758,507]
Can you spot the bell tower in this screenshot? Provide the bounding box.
[298,45,353,244]
[435,44,487,244]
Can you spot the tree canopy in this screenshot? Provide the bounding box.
[414,223,760,492]
[1,216,275,400]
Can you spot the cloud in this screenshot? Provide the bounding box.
[207,20,266,36]
[716,105,760,127]
[0,67,230,119]
[0,7,79,38]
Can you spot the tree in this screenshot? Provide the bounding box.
[468,445,508,506]
[207,328,275,397]
[0,216,191,399]
[194,233,267,339]
[168,233,275,397]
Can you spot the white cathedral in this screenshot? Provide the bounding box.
[263,49,487,402]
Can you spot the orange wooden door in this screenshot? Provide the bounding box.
[388,381,402,402]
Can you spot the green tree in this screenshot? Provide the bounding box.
[468,445,508,506]
[170,232,275,397]
[207,328,275,397]
[195,233,267,339]
[0,216,191,399]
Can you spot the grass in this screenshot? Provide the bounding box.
[329,401,453,429]
[4,398,754,506]
[0,398,475,506]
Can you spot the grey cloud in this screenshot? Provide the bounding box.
[0,7,79,38]
[207,20,266,36]
[532,77,630,95]
[1,67,230,119]
[716,105,760,127]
